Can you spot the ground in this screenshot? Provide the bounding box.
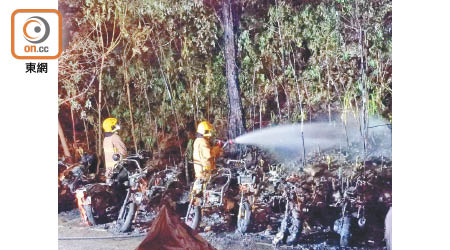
[58,210,143,250]
[58,209,387,250]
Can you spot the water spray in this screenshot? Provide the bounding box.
[230,115,389,165]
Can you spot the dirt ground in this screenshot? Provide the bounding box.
[58,209,386,250]
[58,210,144,250]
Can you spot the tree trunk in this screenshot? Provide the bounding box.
[291,55,306,166]
[58,118,71,160]
[359,27,368,164]
[222,0,245,152]
[83,119,90,151]
[70,106,77,159]
[96,56,105,174]
[125,68,138,153]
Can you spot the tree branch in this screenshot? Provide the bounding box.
[58,74,96,106]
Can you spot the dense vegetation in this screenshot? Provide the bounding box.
[58,0,391,165]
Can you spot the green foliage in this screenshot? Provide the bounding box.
[58,0,391,153]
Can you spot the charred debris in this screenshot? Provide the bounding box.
[59,147,391,248]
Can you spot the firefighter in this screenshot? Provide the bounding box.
[102,117,127,183]
[193,121,223,180]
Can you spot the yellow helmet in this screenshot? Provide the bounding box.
[197,121,213,137]
[103,118,118,133]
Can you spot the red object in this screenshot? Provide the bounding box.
[136,205,215,250]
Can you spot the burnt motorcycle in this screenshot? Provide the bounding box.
[115,154,148,232]
[59,153,97,193]
[243,164,286,233]
[228,159,261,233]
[145,167,182,206]
[332,176,367,247]
[184,167,232,230]
[59,154,97,212]
[272,180,302,246]
[75,152,147,230]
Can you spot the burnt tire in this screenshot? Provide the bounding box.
[272,215,288,246]
[237,201,251,233]
[339,216,351,247]
[185,203,200,230]
[118,202,136,233]
[83,204,96,226]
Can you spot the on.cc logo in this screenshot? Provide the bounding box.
[23,16,50,44]
[11,9,62,60]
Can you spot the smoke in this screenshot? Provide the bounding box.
[234,114,391,163]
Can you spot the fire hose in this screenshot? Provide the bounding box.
[58,233,147,240]
[215,139,235,149]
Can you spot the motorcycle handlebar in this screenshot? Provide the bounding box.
[226,159,246,167]
[126,151,147,159]
[115,158,142,172]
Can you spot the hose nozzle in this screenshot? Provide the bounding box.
[221,139,235,148]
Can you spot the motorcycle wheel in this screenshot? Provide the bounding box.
[118,202,136,233]
[272,215,288,246]
[333,217,342,233]
[185,203,200,230]
[340,216,351,247]
[237,201,251,233]
[83,204,96,226]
